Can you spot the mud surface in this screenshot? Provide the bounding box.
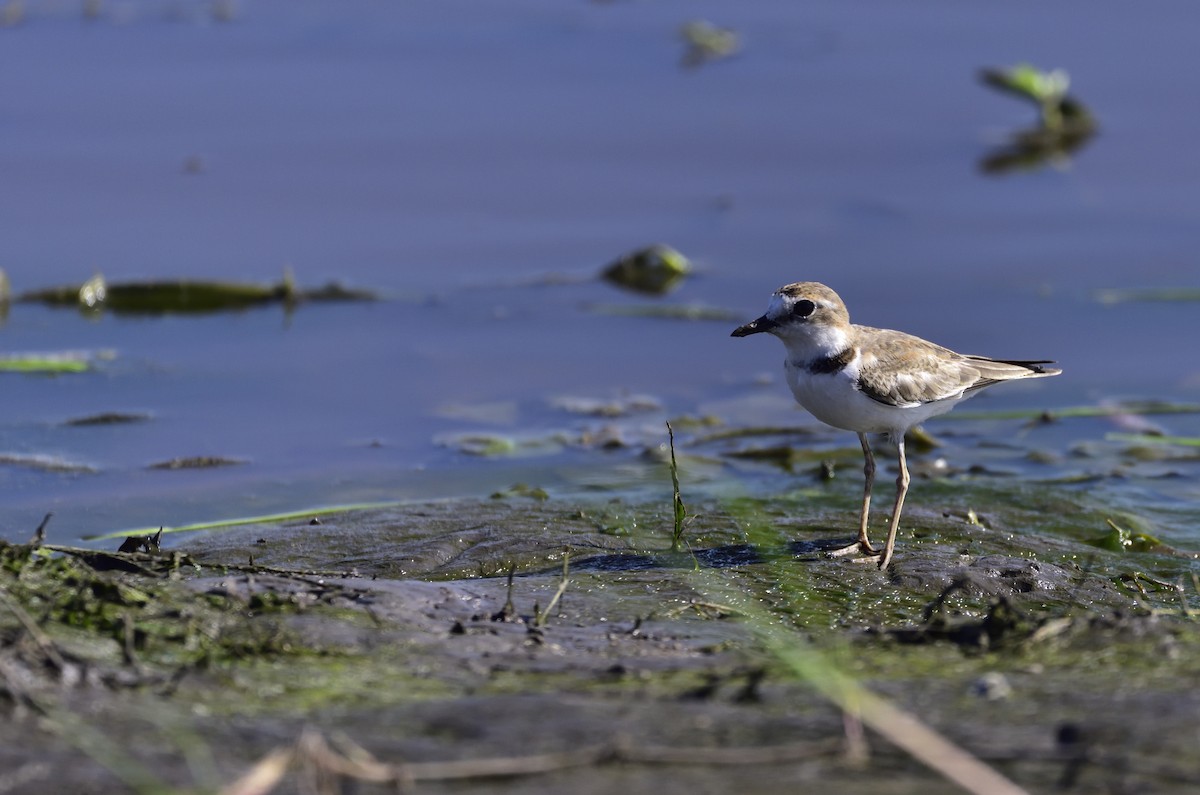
[2,495,1199,794]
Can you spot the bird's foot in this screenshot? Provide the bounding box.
[826,539,877,559]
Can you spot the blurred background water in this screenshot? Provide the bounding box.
[1,0,1198,544]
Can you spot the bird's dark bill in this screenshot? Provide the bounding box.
[731,315,776,337]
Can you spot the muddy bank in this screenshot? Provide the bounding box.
[2,494,1198,794]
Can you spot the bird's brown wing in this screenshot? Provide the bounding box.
[855,327,1059,407]
[854,328,981,407]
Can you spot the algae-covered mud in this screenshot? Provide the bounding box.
[3,485,1199,794]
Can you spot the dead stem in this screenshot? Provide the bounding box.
[0,584,68,673]
[222,730,847,794]
[535,548,571,628]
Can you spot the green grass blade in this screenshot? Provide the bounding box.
[87,501,408,541]
[1106,433,1200,448]
[0,355,91,373]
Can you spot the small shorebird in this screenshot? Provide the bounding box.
[732,282,1060,569]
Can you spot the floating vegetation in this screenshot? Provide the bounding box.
[577,424,632,450]
[600,244,692,295]
[1094,287,1200,305]
[0,2,23,28]
[146,455,245,470]
[663,414,723,430]
[0,355,88,374]
[1107,433,1200,449]
[490,483,550,502]
[726,445,822,470]
[982,64,1075,129]
[434,400,519,425]
[442,433,518,457]
[62,411,152,427]
[586,303,740,322]
[551,393,662,417]
[691,425,818,444]
[904,425,942,452]
[947,401,1200,422]
[679,20,740,68]
[978,63,1097,174]
[0,349,108,374]
[436,431,565,458]
[18,270,376,315]
[0,452,97,473]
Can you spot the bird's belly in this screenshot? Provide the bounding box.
[786,370,960,435]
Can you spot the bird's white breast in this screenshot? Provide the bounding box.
[784,355,964,437]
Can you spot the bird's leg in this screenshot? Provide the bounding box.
[877,435,910,570]
[856,432,877,553]
[828,432,879,558]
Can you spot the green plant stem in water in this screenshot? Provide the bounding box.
[667,422,686,552]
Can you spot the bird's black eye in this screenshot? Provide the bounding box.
[792,299,815,318]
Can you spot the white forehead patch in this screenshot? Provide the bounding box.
[766,292,794,319]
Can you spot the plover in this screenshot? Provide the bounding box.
[732,282,1061,569]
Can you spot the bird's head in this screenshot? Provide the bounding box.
[731,282,851,354]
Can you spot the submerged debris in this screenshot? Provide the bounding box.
[118,527,164,554]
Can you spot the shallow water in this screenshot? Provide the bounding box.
[2,0,1199,543]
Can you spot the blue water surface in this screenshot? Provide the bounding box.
[1,0,1198,543]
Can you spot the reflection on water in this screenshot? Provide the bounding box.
[2,1,1199,544]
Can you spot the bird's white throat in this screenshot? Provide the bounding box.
[775,318,853,369]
